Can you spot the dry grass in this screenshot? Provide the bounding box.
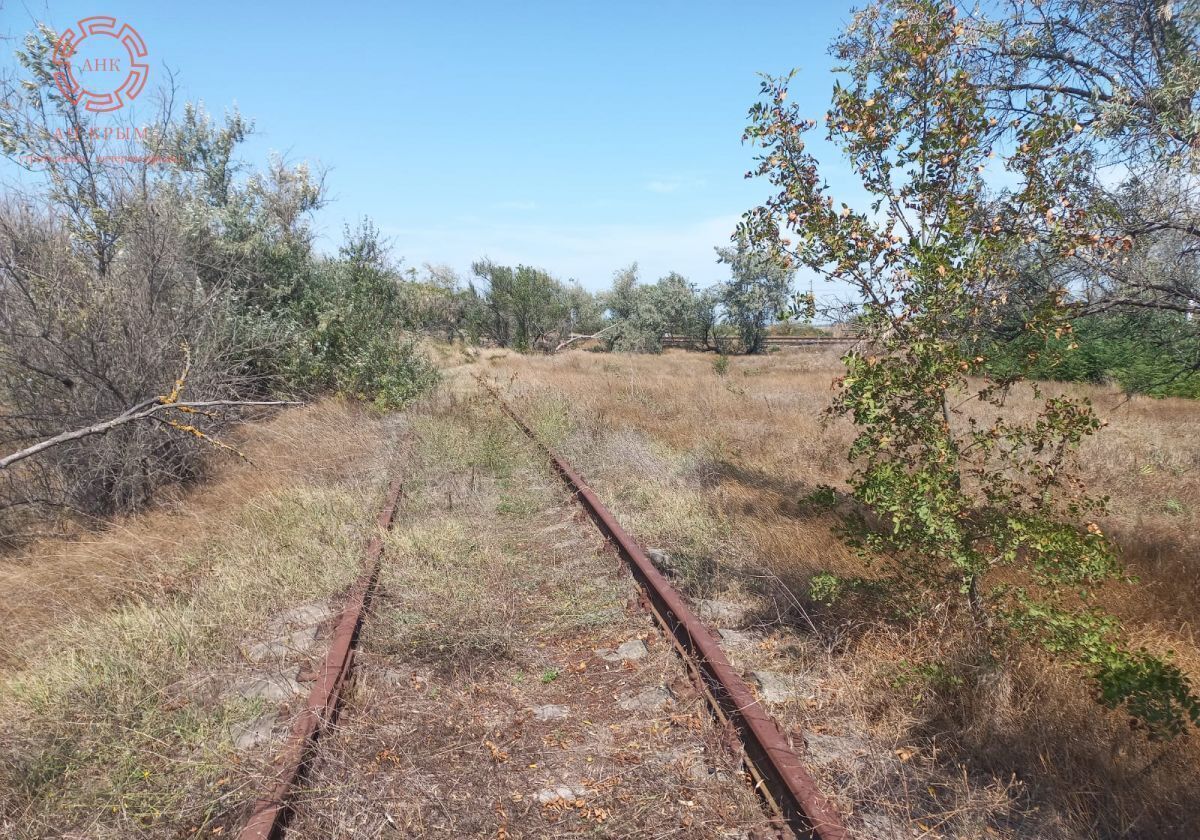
[286,389,778,839]
[0,398,399,838]
[467,347,1200,839]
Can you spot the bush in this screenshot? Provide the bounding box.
[986,311,1200,398]
[0,195,248,530]
[0,30,439,535]
[267,232,440,408]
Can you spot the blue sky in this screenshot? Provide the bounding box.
[3,1,862,294]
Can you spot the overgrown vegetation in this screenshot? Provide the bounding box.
[0,27,438,535]
[490,349,1200,836]
[986,310,1200,398]
[0,400,392,838]
[743,0,1200,736]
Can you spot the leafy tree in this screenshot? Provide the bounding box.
[603,264,666,352]
[0,24,439,530]
[968,1,1200,366]
[743,0,1199,735]
[715,236,794,353]
[656,272,719,347]
[276,220,438,408]
[601,265,715,352]
[562,280,606,337]
[468,260,570,351]
[397,264,472,342]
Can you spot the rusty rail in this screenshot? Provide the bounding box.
[478,380,851,840]
[237,475,404,840]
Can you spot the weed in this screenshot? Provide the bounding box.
[809,572,843,606]
[0,399,387,837]
[476,347,1200,837]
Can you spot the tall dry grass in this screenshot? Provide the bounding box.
[0,398,399,838]
[0,399,392,670]
[468,347,1200,838]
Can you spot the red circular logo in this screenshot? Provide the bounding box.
[52,16,149,113]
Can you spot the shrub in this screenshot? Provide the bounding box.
[0,31,438,535]
[269,225,439,408]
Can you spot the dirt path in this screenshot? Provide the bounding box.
[283,391,779,838]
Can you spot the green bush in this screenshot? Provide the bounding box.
[986,311,1200,398]
[268,241,439,408]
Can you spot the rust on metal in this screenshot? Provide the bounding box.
[237,475,404,840]
[479,379,852,840]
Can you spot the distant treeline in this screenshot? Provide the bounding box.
[403,237,800,355]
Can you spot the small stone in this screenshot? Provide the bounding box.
[227,673,303,702]
[683,755,711,782]
[645,547,674,574]
[696,598,746,625]
[532,704,570,722]
[534,785,582,804]
[269,602,335,631]
[653,745,699,765]
[803,732,874,768]
[750,671,793,704]
[242,626,319,663]
[595,639,648,662]
[374,668,409,688]
[618,685,672,711]
[717,628,756,648]
[230,713,278,750]
[859,811,909,840]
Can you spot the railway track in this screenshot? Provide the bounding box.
[661,335,860,349]
[236,476,404,840]
[477,378,850,840]
[233,384,851,839]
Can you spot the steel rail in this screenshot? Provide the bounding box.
[236,475,405,840]
[478,380,852,840]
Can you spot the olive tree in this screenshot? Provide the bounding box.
[468,260,571,351]
[715,236,794,353]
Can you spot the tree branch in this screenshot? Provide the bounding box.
[0,399,300,469]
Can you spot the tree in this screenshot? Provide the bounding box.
[468,260,570,351]
[603,264,665,352]
[275,220,438,407]
[0,28,255,525]
[599,265,714,353]
[966,1,1200,377]
[655,272,718,347]
[743,0,1199,735]
[715,236,794,354]
[0,24,438,534]
[562,281,606,337]
[399,264,471,342]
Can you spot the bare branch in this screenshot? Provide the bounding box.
[0,399,300,469]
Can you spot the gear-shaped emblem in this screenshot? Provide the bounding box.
[52,16,149,113]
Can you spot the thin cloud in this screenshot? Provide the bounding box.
[645,176,708,194]
[646,180,681,193]
[492,200,539,210]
